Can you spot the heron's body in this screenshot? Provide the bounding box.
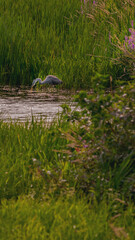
[31,75,63,88]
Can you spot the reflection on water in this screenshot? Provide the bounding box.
[0,86,73,122]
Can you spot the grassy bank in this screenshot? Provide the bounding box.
[0,0,135,88]
[0,83,135,239]
[0,118,135,239]
[0,197,134,240]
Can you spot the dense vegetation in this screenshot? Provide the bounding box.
[0,0,135,239]
[0,0,135,88]
[0,83,135,239]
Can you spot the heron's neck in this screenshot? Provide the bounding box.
[38,78,42,85]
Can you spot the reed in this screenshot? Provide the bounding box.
[0,0,134,88]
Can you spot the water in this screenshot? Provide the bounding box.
[0,86,73,122]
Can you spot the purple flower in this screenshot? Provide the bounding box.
[81,5,83,14]
[131,43,135,49]
[131,20,134,28]
[93,0,96,4]
[78,136,82,141]
[123,23,135,52]
[125,36,128,41]
[132,30,135,36]
[84,145,89,148]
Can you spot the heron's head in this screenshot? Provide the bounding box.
[31,78,41,88]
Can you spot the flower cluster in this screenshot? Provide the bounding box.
[124,21,135,50]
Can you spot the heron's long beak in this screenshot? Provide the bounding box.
[31,82,35,91]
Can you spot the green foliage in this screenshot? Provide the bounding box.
[61,83,135,199]
[0,119,69,199]
[0,197,134,240]
[0,0,135,88]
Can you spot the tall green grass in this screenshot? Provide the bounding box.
[0,197,135,240]
[0,119,68,199]
[0,117,135,239]
[0,0,134,88]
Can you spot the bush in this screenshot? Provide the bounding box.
[60,84,135,199]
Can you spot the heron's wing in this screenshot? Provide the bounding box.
[43,77,52,84]
[52,76,62,84]
[44,75,62,85]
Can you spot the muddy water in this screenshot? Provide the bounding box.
[0,86,74,122]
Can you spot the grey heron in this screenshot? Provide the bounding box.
[31,75,63,88]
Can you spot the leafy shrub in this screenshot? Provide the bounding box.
[60,84,135,199]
